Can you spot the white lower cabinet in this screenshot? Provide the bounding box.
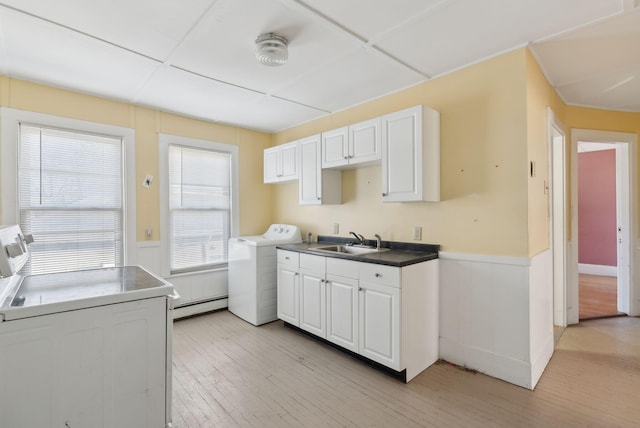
[277,249,438,381]
[326,274,359,353]
[277,251,300,326]
[358,281,400,369]
[299,270,325,337]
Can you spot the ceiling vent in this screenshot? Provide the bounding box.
[255,33,288,66]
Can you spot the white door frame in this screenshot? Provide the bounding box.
[547,108,567,327]
[570,129,638,323]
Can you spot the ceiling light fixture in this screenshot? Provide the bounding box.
[255,32,288,66]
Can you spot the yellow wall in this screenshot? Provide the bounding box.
[0,77,274,239]
[525,49,567,256]
[273,50,531,256]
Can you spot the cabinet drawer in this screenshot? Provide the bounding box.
[277,250,299,267]
[300,253,325,271]
[359,263,400,287]
[326,257,359,279]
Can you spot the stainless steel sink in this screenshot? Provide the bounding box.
[313,245,388,255]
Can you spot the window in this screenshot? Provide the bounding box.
[1,108,137,275]
[159,135,238,275]
[19,125,124,274]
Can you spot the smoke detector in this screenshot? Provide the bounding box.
[255,33,288,66]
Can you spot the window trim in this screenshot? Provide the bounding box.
[158,133,239,277]
[0,107,137,266]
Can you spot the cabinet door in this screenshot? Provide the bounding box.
[349,117,381,165]
[298,135,322,205]
[359,282,401,370]
[321,126,349,168]
[277,266,299,326]
[381,105,422,202]
[326,274,359,353]
[264,147,280,183]
[279,142,299,181]
[299,269,326,338]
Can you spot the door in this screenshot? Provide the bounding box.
[358,282,400,370]
[326,274,359,353]
[277,266,299,326]
[279,142,299,181]
[298,135,321,205]
[263,147,280,183]
[299,269,326,338]
[321,126,349,168]
[349,117,381,165]
[548,109,567,327]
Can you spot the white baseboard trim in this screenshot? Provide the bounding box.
[578,263,617,277]
[173,298,228,319]
[439,337,533,389]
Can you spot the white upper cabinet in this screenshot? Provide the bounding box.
[321,117,381,169]
[381,105,440,202]
[298,134,342,205]
[264,141,298,183]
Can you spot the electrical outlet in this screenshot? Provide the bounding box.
[333,223,339,234]
[413,226,422,240]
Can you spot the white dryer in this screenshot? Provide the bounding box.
[228,224,301,325]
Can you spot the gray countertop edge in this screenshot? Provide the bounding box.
[276,240,439,267]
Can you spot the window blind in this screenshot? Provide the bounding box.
[18,124,124,275]
[169,145,231,273]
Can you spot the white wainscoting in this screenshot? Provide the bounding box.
[137,241,229,315]
[439,250,553,389]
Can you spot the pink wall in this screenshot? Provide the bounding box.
[578,149,617,266]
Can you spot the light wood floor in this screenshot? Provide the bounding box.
[172,311,640,428]
[579,274,623,320]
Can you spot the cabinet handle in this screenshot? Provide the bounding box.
[382,193,387,197]
[344,156,349,160]
[285,256,289,260]
[375,273,381,278]
[359,287,363,291]
[294,272,299,276]
[317,197,321,200]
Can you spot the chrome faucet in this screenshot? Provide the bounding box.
[349,231,365,245]
[374,234,382,250]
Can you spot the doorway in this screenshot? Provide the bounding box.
[569,129,638,324]
[576,142,624,320]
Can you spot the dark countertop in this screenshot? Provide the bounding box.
[277,235,439,267]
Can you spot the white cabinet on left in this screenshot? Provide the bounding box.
[264,141,298,183]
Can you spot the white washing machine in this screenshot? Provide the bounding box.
[228,224,301,325]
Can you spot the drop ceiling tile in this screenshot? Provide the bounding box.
[274,46,425,112]
[0,0,212,59]
[0,8,160,102]
[135,66,325,132]
[531,9,640,86]
[169,0,362,94]
[376,0,623,77]
[299,0,444,40]
[556,64,640,110]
